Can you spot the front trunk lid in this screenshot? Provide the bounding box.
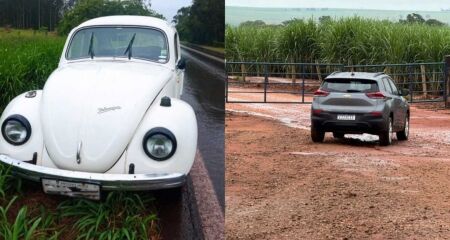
[41,61,173,172]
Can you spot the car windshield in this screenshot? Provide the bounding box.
[67,27,168,63]
[321,79,379,93]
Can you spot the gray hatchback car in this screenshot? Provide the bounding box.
[311,72,410,146]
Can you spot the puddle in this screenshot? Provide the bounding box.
[346,134,379,142]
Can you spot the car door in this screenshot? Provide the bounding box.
[174,33,184,98]
[381,77,400,129]
[386,78,405,130]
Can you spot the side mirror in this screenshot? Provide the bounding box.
[177,58,186,70]
[400,89,409,96]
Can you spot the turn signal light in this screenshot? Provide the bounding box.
[366,92,386,99]
[314,89,329,97]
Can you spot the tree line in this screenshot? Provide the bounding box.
[0,0,68,31]
[173,0,224,46]
[237,13,447,28]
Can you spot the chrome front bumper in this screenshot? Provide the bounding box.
[0,154,186,191]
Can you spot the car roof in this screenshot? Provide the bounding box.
[326,72,385,80]
[76,15,175,35]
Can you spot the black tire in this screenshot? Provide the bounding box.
[379,117,393,146]
[311,126,325,143]
[333,132,345,139]
[397,114,409,141]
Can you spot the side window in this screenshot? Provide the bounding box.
[174,33,179,61]
[382,78,393,94]
[387,78,399,95]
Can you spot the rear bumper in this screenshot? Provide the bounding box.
[311,112,387,134]
[0,154,186,191]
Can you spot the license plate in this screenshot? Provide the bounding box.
[337,114,356,121]
[42,179,100,200]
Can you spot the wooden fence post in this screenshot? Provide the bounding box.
[240,64,246,82]
[315,61,322,82]
[420,64,428,98]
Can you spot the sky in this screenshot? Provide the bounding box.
[150,0,192,21]
[225,0,450,11]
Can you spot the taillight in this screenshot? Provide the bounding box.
[312,109,323,115]
[370,111,383,117]
[314,89,329,97]
[366,92,386,99]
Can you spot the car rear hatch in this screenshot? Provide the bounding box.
[315,78,382,114]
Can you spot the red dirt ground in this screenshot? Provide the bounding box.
[226,101,450,239]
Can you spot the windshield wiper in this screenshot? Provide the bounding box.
[123,33,136,60]
[88,32,95,59]
[347,89,362,93]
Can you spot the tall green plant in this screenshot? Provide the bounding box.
[225,17,450,64]
[58,192,159,240]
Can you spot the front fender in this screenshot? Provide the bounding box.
[0,91,44,163]
[125,97,198,175]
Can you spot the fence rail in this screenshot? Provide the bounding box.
[226,61,448,104]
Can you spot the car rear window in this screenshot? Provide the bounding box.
[321,79,379,93]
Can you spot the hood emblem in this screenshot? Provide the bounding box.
[98,106,121,114]
[76,142,82,164]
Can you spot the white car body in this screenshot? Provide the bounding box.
[0,16,197,199]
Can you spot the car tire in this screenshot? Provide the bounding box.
[397,114,409,141]
[333,132,345,139]
[379,117,393,146]
[311,126,325,143]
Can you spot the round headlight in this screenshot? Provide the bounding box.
[1,115,31,145]
[142,128,177,161]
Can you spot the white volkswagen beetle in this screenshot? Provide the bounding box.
[0,16,198,200]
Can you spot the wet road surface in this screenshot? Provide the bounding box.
[181,48,225,208]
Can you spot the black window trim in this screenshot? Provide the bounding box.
[65,25,170,64]
[387,77,399,95]
[174,33,179,61]
[382,77,393,94]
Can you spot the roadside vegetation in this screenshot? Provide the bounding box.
[0,29,64,113]
[0,166,159,239]
[173,0,224,47]
[226,16,450,64]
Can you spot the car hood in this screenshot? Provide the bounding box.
[41,61,173,172]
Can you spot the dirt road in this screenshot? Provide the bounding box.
[226,103,450,239]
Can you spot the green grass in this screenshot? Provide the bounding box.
[59,192,159,240]
[0,29,161,239]
[225,17,450,64]
[0,29,64,112]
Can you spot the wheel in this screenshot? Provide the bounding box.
[379,117,393,146]
[311,126,325,143]
[397,114,409,141]
[333,132,345,139]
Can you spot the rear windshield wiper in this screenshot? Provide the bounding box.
[88,32,95,59]
[346,89,362,93]
[123,33,136,60]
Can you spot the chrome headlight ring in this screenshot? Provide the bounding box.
[1,114,32,146]
[142,127,177,161]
